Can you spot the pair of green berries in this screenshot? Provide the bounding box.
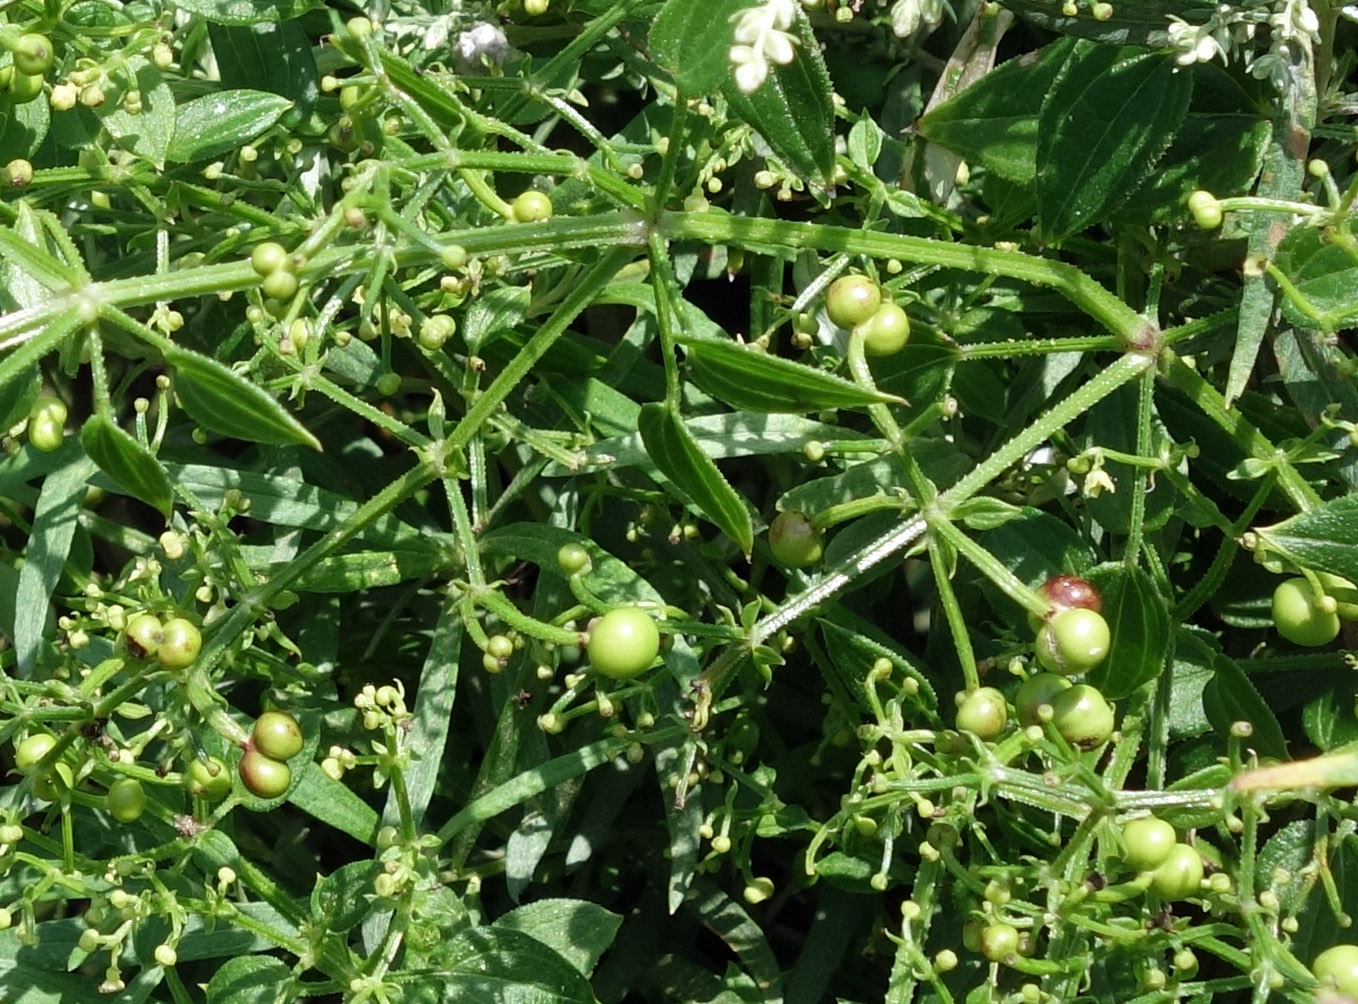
[0,34,54,105]
[955,674,1114,750]
[27,394,67,453]
[1119,816,1204,900]
[824,274,910,357]
[184,711,303,802]
[1271,573,1357,647]
[553,542,662,679]
[124,612,203,670]
[249,241,301,304]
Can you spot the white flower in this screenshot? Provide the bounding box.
[728,0,800,94]
[454,21,509,73]
[890,0,947,38]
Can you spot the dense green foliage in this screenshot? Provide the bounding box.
[3,1,1358,1002]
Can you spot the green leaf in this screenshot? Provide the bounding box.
[0,85,49,161]
[1112,113,1269,224]
[166,0,323,25]
[1084,563,1171,700]
[1035,44,1192,240]
[288,761,379,844]
[1253,496,1358,584]
[399,926,598,1004]
[918,37,1075,186]
[15,453,94,676]
[722,10,834,189]
[166,346,321,449]
[96,57,174,166]
[1273,218,1358,333]
[690,879,784,1000]
[493,899,622,977]
[206,955,294,1004]
[650,0,751,96]
[1255,820,1315,914]
[79,415,173,516]
[680,336,902,413]
[167,90,294,163]
[312,860,384,933]
[479,523,665,606]
[1000,0,1217,46]
[638,403,754,555]
[0,365,40,430]
[209,20,318,115]
[1202,652,1288,760]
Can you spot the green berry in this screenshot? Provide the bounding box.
[123,613,163,660]
[955,687,1008,740]
[825,274,881,329]
[979,922,1019,963]
[157,618,202,670]
[556,542,591,576]
[1272,576,1341,646]
[768,511,823,568]
[1314,945,1358,998]
[1014,672,1072,727]
[13,34,54,76]
[1120,816,1176,873]
[251,710,304,761]
[1048,684,1114,750]
[238,749,291,799]
[857,301,910,357]
[1149,843,1204,901]
[184,756,231,800]
[106,778,147,823]
[250,242,288,277]
[261,268,299,301]
[1036,608,1111,675]
[418,314,456,351]
[588,607,660,679]
[14,733,56,772]
[511,190,553,223]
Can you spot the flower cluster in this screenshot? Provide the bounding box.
[729,0,801,94]
[889,0,948,38]
[1165,1,1320,83]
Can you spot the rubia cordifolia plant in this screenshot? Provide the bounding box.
[4,0,1358,1002]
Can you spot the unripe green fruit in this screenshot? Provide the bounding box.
[1317,572,1358,621]
[250,242,288,277]
[106,778,147,823]
[1150,843,1204,900]
[13,34,54,76]
[979,922,1020,963]
[1120,816,1176,872]
[825,274,881,329]
[123,613,163,660]
[1048,684,1114,750]
[1272,576,1341,646]
[857,301,910,357]
[1314,945,1358,998]
[511,190,553,223]
[251,710,304,761]
[588,607,660,679]
[261,268,299,301]
[3,157,33,187]
[556,542,591,576]
[157,618,202,670]
[955,687,1008,740]
[1036,608,1111,675]
[1187,190,1222,230]
[27,412,63,452]
[418,314,456,350]
[1014,672,1071,727]
[768,511,823,568]
[7,71,44,104]
[184,756,231,800]
[14,733,56,772]
[238,749,291,799]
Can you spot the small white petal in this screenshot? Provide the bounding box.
[764,30,796,65]
[735,59,768,93]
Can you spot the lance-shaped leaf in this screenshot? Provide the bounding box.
[638,403,753,555]
[167,90,294,163]
[1253,495,1358,583]
[680,336,902,413]
[80,415,173,516]
[166,346,321,450]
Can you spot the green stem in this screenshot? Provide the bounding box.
[926,534,979,692]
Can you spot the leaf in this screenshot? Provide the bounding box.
[1084,563,1171,700]
[690,879,784,1001]
[96,57,174,167]
[15,453,94,676]
[1253,496,1358,585]
[1112,113,1269,224]
[493,899,622,977]
[399,926,598,1004]
[205,955,294,1004]
[680,337,902,413]
[722,9,834,189]
[166,0,323,25]
[167,90,294,163]
[1035,44,1191,240]
[79,415,173,516]
[917,37,1074,185]
[312,860,384,933]
[650,0,751,96]
[479,523,665,606]
[1256,820,1316,915]
[209,20,318,115]
[287,762,379,844]
[1203,652,1289,761]
[1273,217,1358,333]
[638,402,754,555]
[0,364,40,430]
[0,85,50,161]
[166,346,321,449]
